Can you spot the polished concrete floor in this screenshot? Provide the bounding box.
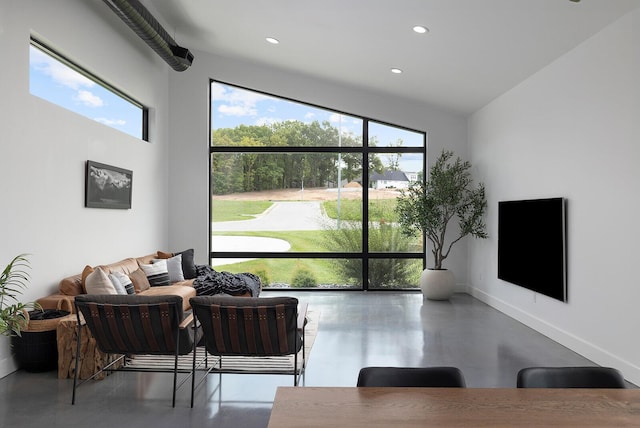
[0,291,628,427]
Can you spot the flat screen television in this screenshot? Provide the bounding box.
[498,197,567,302]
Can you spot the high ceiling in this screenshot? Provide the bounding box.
[146,0,640,115]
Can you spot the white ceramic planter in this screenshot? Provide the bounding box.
[419,269,455,301]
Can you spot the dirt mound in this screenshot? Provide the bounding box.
[214,187,399,201]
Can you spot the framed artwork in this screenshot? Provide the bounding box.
[85,160,133,209]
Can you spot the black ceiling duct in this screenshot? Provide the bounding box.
[102,0,194,71]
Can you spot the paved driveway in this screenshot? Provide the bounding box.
[212,201,332,265]
[213,201,332,232]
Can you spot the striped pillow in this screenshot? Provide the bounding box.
[140,260,171,287]
[111,271,135,294]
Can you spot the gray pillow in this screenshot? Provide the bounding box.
[111,271,135,294]
[154,254,185,283]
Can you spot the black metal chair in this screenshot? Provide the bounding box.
[190,295,306,405]
[72,294,203,407]
[357,366,466,387]
[516,366,626,388]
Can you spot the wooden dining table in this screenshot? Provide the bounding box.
[267,386,640,427]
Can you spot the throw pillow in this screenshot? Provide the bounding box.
[154,254,184,283]
[140,260,171,287]
[85,267,117,295]
[157,248,197,279]
[108,273,128,295]
[80,265,94,294]
[129,269,151,293]
[111,271,135,294]
[175,248,197,279]
[157,250,173,259]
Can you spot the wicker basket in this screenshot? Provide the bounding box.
[23,298,72,332]
[13,298,73,372]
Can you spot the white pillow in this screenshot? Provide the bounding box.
[154,254,185,283]
[108,273,128,295]
[85,267,117,295]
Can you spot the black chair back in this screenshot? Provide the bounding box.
[357,366,466,387]
[190,296,302,357]
[75,294,193,355]
[517,366,626,388]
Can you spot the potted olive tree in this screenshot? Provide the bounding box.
[395,150,487,300]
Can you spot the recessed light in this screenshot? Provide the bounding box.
[413,25,429,34]
[391,68,403,74]
[266,37,280,44]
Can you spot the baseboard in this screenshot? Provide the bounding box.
[0,356,18,379]
[470,287,640,387]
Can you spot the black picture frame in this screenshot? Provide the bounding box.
[85,160,132,209]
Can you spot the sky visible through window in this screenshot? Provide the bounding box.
[211,82,425,173]
[29,45,144,140]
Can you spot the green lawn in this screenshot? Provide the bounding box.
[218,257,345,286]
[212,231,348,285]
[212,200,273,222]
[211,198,414,287]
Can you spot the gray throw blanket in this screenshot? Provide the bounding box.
[193,265,261,297]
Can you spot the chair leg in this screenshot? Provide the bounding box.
[294,350,298,386]
[302,325,306,369]
[191,324,198,408]
[172,332,180,408]
[71,318,83,405]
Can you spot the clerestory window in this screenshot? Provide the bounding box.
[29,37,148,141]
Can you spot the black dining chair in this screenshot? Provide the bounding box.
[516,366,626,388]
[357,366,466,387]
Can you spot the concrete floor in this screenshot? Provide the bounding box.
[0,291,625,427]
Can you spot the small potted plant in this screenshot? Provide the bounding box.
[0,254,38,337]
[1,254,66,372]
[395,150,488,300]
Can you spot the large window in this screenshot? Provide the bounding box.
[29,38,148,140]
[210,81,425,290]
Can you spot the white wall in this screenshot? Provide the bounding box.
[166,51,469,276]
[468,9,640,385]
[0,0,170,377]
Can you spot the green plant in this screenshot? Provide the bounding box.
[291,268,318,288]
[253,267,271,286]
[395,150,488,270]
[0,254,38,336]
[368,221,421,288]
[322,214,419,288]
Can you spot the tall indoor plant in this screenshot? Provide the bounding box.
[395,150,487,300]
[0,254,38,336]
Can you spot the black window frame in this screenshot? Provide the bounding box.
[30,37,149,142]
[209,79,426,291]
